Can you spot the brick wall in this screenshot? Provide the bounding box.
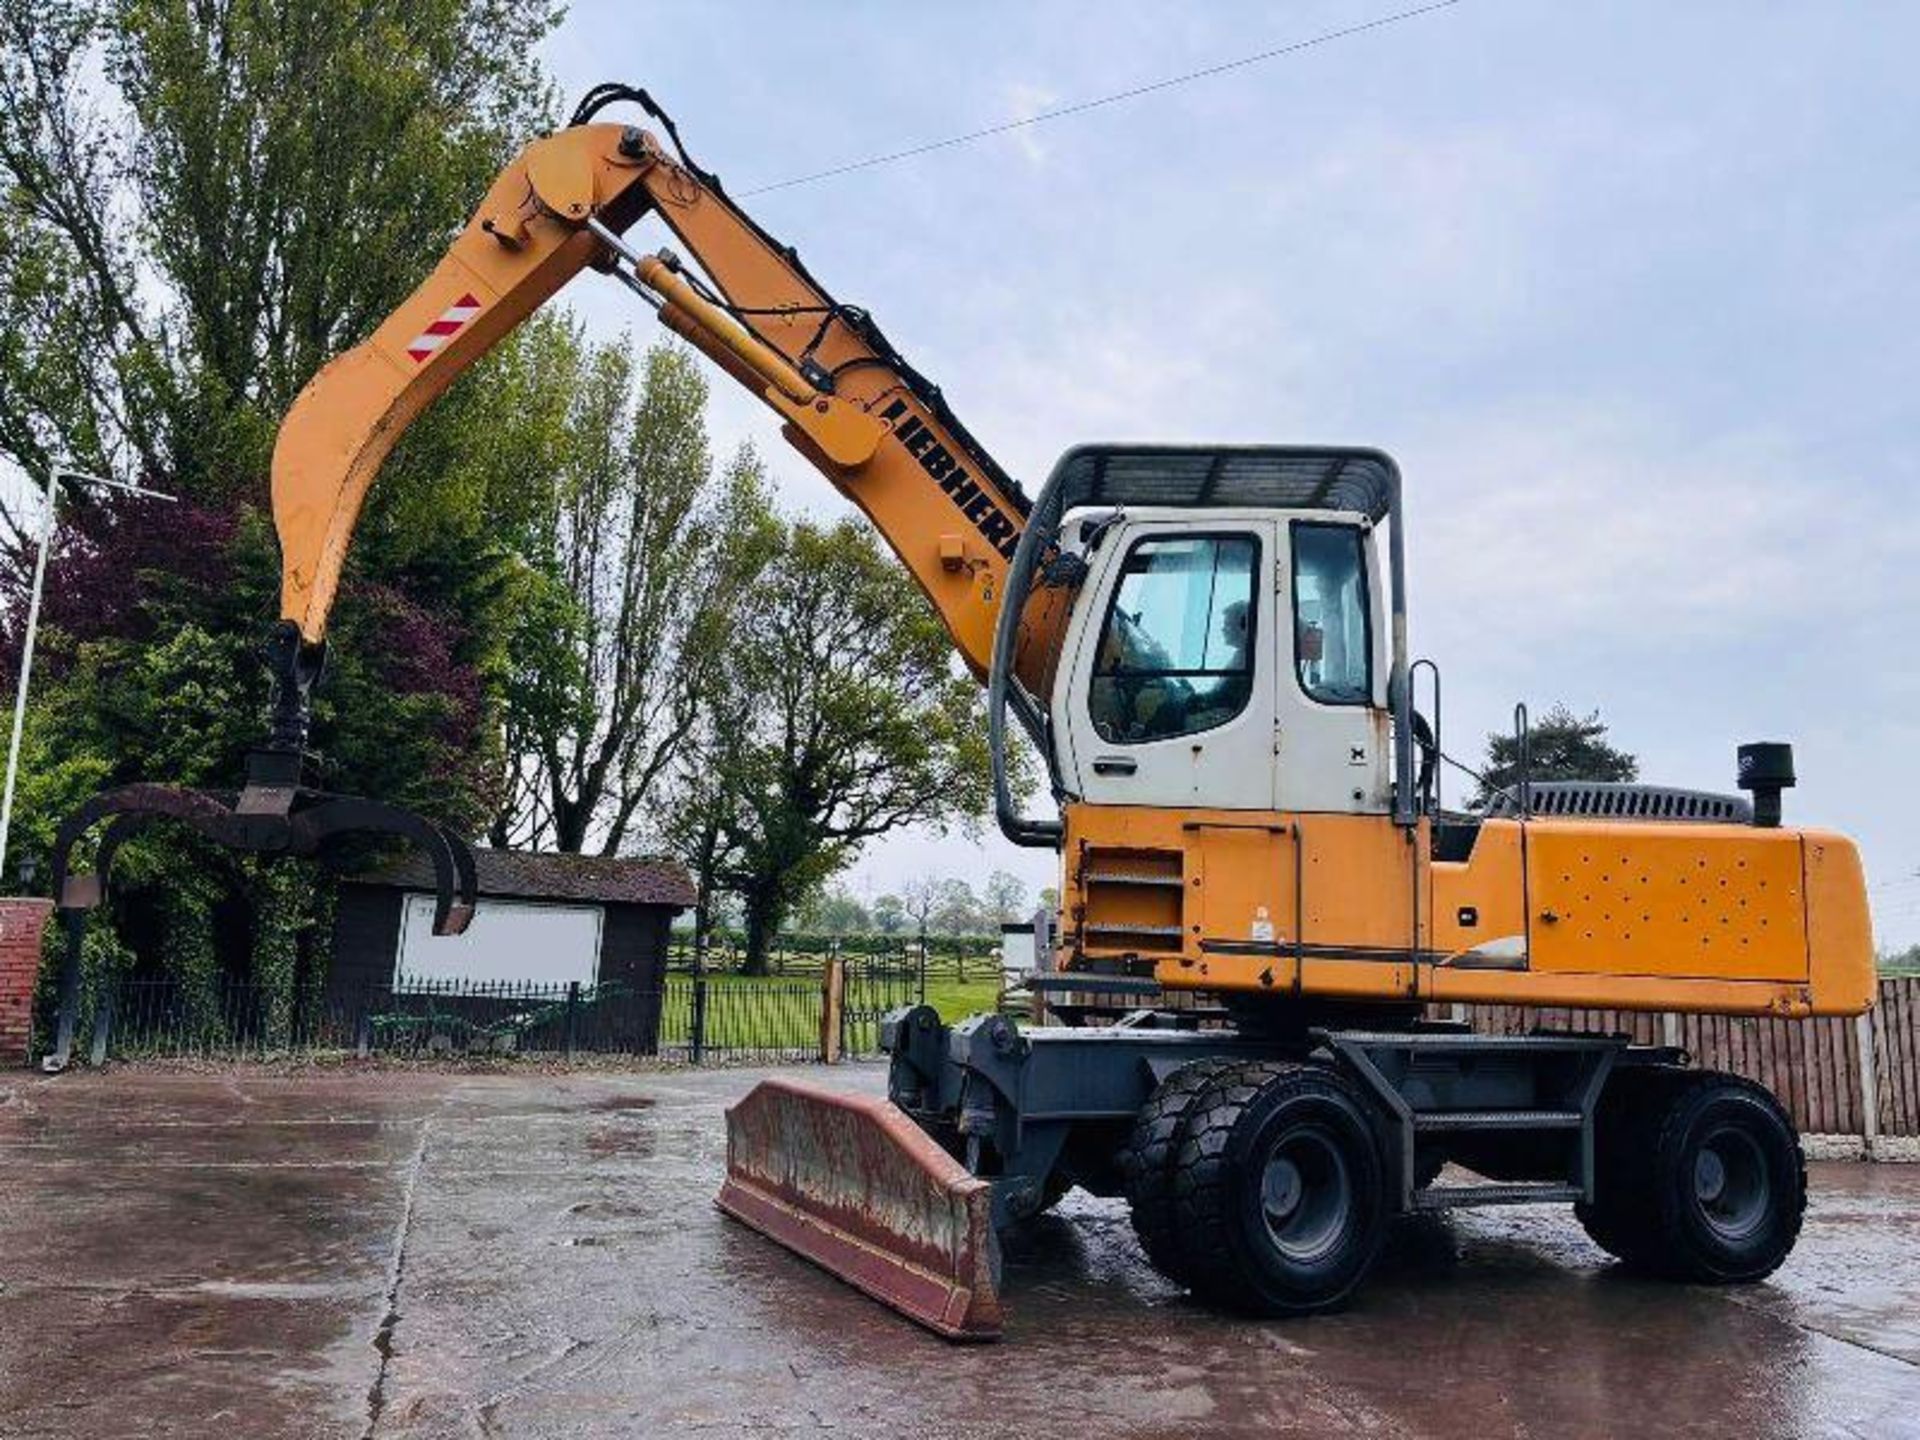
[0,899,52,1068]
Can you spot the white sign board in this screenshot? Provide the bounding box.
[395,894,603,990]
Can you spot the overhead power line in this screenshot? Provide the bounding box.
[738,1,1464,198]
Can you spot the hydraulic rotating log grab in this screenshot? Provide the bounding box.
[41,618,485,1069]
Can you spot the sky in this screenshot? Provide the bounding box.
[528,1,1920,941]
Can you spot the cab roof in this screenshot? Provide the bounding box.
[1040,444,1399,526]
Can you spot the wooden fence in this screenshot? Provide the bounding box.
[1454,976,1920,1140]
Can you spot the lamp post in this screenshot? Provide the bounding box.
[1,467,177,882]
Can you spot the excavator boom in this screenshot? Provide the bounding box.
[47,89,1050,1331]
[273,108,1036,683]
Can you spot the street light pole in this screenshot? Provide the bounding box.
[0,468,177,883]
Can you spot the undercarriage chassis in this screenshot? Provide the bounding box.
[881,1006,1634,1226]
[727,1004,1807,1340]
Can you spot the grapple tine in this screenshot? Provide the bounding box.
[716,1077,1002,1341]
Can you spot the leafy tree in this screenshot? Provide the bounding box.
[982,870,1030,926]
[870,893,908,935]
[1470,704,1638,811]
[492,329,780,853]
[931,877,983,935]
[0,0,565,999]
[658,633,760,948]
[691,519,1001,974]
[794,885,871,936]
[0,0,559,508]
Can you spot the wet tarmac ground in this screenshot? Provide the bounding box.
[1,1066,1917,1439]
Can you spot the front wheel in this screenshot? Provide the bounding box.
[1119,1057,1242,1284]
[1167,1061,1389,1315]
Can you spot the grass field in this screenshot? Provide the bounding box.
[646,969,1006,1057]
[922,976,1003,1020]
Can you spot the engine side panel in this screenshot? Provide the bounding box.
[1060,803,1874,1017]
[1524,822,1808,982]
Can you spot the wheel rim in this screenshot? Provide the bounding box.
[1691,1124,1771,1242]
[1259,1123,1353,1264]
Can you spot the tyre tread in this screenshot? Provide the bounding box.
[1647,1071,1806,1282]
[1118,1057,1242,1283]
[1580,1066,1805,1283]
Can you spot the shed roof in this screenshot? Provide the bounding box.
[352,848,695,909]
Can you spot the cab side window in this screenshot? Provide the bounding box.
[1089,535,1257,744]
[1292,523,1371,705]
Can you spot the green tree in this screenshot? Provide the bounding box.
[870,893,908,935]
[931,878,983,935]
[794,885,871,936]
[0,0,559,504]
[982,870,1030,926]
[689,519,1002,975]
[494,334,780,853]
[0,0,566,1003]
[1470,704,1638,811]
[658,634,760,948]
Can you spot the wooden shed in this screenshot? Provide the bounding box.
[328,849,695,1002]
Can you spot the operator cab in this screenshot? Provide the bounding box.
[991,446,1408,843]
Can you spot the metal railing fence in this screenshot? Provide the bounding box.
[87,960,923,1067]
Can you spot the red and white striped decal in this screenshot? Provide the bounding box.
[403,293,483,363]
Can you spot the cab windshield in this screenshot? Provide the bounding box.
[1089,534,1257,743]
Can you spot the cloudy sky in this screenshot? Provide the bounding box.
[538,1,1920,945]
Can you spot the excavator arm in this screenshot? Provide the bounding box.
[275,94,1037,683]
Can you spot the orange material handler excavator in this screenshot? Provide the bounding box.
[49,86,1876,1338]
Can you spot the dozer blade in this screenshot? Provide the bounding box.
[716,1077,1002,1341]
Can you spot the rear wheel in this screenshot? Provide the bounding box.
[1578,1066,1675,1261]
[1166,1061,1389,1315]
[1582,1069,1804,1282]
[1119,1057,1241,1283]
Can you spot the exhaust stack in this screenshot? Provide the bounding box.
[1737,742,1795,828]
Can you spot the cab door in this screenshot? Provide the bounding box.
[1273,518,1393,815]
[1056,518,1278,810]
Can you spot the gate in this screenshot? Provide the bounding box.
[842,956,925,1057]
